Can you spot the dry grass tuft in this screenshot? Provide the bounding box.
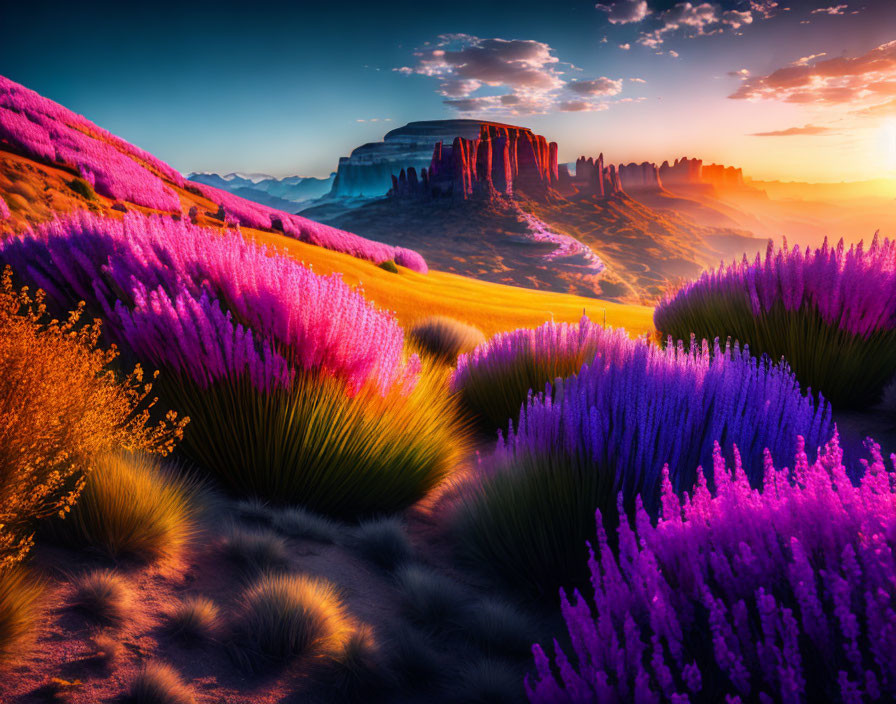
[166,366,469,519]
[350,517,413,572]
[71,569,131,625]
[230,572,351,671]
[125,661,196,704]
[49,451,200,563]
[167,595,224,643]
[0,266,186,572]
[221,525,289,575]
[90,631,123,666]
[394,564,466,631]
[0,566,43,665]
[271,507,342,544]
[165,595,222,644]
[409,316,485,364]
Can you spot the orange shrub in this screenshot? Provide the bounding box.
[0,267,186,572]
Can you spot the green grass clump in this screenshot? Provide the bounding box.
[125,662,196,704]
[163,369,468,518]
[66,177,96,201]
[377,260,400,274]
[350,517,413,572]
[48,451,199,562]
[455,451,614,596]
[230,573,351,670]
[0,567,43,665]
[408,316,486,365]
[165,595,222,644]
[71,569,131,625]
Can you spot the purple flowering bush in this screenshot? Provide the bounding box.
[654,238,896,408]
[450,316,635,431]
[527,435,896,704]
[457,334,831,595]
[0,211,464,516]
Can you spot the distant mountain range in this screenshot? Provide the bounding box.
[187,172,335,211]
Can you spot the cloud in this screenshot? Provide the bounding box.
[750,124,837,136]
[811,4,847,15]
[568,77,624,96]
[559,100,610,112]
[595,0,650,24]
[396,34,626,115]
[728,68,750,78]
[620,42,632,50]
[633,1,770,48]
[749,0,780,19]
[629,77,647,83]
[793,52,826,66]
[729,40,896,116]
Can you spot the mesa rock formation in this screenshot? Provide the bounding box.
[331,120,550,197]
[701,163,744,188]
[569,154,744,196]
[618,162,663,192]
[390,124,560,201]
[571,154,623,197]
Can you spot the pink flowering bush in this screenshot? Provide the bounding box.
[0,212,462,515]
[655,238,896,407]
[0,76,182,211]
[527,434,896,704]
[193,182,428,273]
[0,211,410,394]
[0,74,428,273]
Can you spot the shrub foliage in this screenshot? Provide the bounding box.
[0,213,465,518]
[527,435,896,704]
[458,333,831,596]
[654,238,896,408]
[0,268,184,572]
[450,316,633,431]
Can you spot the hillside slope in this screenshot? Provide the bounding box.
[0,144,652,338]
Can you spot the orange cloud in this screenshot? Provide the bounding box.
[750,124,838,136]
[729,40,896,111]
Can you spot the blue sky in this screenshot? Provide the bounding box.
[2,0,894,181]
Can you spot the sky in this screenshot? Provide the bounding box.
[1,0,895,182]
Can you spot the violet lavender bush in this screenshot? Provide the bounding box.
[450,316,636,431]
[527,435,896,704]
[0,211,464,516]
[458,334,831,595]
[654,238,896,408]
